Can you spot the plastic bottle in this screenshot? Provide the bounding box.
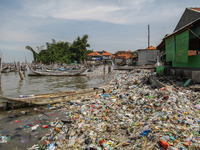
[159,140,170,150]
[43,125,49,129]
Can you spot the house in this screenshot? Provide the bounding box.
[136,46,159,66]
[87,52,101,60]
[156,7,200,82]
[86,51,113,65]
[114,50,133,65]
[86,52,102,65]
[102,51,111,60]
[157,7,200,68]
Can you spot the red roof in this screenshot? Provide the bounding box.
[145,46,156,50]
[87,52,101,56]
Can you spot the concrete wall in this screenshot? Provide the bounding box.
[191,71,200,83]
[183,70,192,78]
[168,68,200,83]
[175,69,183,77]
[138,50,158,66]
[170,69,176,76]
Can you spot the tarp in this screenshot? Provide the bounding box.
[92,57,101,60]
[175,30,189,63]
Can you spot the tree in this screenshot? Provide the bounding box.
[25,46,39,62]
[26,34,91,64]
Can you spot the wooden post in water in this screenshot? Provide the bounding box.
[103,65,105,76]
[109,64,111,74]
[18,61,24,80]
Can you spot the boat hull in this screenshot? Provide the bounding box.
[0,85,114,109]
[27,65,88,76]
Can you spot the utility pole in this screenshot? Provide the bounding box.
[0,52,2,86]
[148,25,150,50]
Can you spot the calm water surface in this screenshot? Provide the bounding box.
[0,71,108,98]
[0,70,111,149]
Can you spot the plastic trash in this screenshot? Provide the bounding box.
[24,68,200,150]
[141,130,151,137]
[43,125,49,129]
[159,140,170,150]
[12,120,21,123]
[20,134,31,143]
[0,136,10,143]
[32,125,40,131]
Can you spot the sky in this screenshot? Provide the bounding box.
[0,0,199,63]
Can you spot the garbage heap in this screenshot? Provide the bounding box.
[29,69,200,150]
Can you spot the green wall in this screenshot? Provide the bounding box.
[173,55,200,68]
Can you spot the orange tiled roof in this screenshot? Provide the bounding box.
[145,46,156,50]
[131,54,137,58]
[115,51,127,55]
[111,54,115,58]
[87,52,101,56]
[190,7,200,12]
[104,51,110,53]
[102,52,111,56]
[118,54,131,59]
[188,50,197,56]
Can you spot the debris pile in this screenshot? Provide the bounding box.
[1,69,200,150]
[28,69,200,149]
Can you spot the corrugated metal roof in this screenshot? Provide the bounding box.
[164,18,200,40]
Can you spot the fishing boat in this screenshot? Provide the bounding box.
[10,67,18,72]
[0,85,114,108]
[1,67,10,73]
[58,67,71,71]
[27,65,89,76]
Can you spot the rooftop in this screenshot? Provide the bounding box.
[189,7,200,12]
[145,46,156,50]
[87,52,101,56]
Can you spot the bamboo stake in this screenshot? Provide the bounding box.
[18,61,24,80]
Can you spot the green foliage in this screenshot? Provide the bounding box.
[26,35,92,64]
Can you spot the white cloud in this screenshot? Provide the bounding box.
[1,0,199,62]
[19,0,182,25]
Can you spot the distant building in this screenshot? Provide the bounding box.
[86,50,113,65]
[114,50,133,65]
[136,46,159,66]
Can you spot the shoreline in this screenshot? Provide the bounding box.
[1,68,199,149]
[0,65,114,110]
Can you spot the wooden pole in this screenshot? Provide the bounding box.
[0,53,2,86]
[18,61,24,80]
[148,24,150,50]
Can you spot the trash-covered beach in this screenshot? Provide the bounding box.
[1,67,200,150]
